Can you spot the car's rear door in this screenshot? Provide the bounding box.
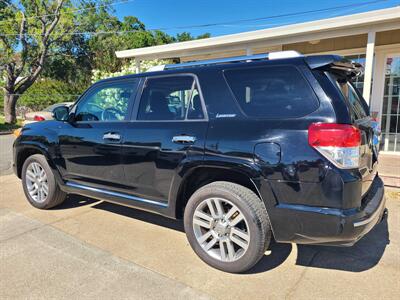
[57,79,139,190]
[121,74,208,205]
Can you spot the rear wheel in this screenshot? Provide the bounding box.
[184,181,271,273]
[21,154,67,209]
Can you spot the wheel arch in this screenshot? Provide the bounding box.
[15,142,62,185]
[172,165,265,219]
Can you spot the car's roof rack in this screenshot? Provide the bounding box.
[146,51,302,72]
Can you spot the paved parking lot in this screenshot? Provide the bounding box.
[1,172,399,299]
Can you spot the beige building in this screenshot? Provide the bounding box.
[116,7,400,153]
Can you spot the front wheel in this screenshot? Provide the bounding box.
[184,181,271,273]
[21,154,67,209]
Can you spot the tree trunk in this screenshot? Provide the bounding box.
[3,92,19,124]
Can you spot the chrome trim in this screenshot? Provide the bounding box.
[172,135,196,144]
[353,196,386,227]
[65,182,168,207]
[103,132,121,140]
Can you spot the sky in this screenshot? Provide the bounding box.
[113,0,400,37]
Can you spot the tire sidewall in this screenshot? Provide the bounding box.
[184,184,267,273]
[21,154,57,209]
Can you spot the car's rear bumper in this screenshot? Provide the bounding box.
[269,175,386,246]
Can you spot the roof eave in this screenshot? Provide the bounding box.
[115,6,400,59]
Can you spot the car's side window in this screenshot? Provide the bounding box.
[137,75,204,121]
[75,81,137,122]
[224,65,319,119]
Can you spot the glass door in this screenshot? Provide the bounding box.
[380,55,400,152]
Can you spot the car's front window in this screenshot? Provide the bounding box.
[74,81,136,122]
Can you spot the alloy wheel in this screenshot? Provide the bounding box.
[192,197,250,262]
[25,161,49,203]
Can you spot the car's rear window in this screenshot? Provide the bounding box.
[224,65,319,118]
[336,79,369,120]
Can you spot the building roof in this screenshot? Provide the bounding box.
[115,6,400,60]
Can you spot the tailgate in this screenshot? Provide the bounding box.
[336,80,378,196]
[305,55,379,196]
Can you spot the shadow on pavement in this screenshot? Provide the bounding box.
[64,197,390,274]
[51,194,99,210]
[92,201,184,232]
[245,241,293,274]
[296,216,390,272]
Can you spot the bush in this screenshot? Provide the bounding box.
[91,59,171,83]
[18,79,83,111]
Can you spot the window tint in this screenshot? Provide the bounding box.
[224,65,319,118]
[337,80,368,120]
[137,76,204,120]
[75,81,136,122]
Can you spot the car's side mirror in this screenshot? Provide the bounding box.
[53,106,70,121]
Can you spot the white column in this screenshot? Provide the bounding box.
[363,31,376,105]
[246,47,253,56]
[370,50,386,119]
[135,59,141,74]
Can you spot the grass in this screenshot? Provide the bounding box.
[0,115,23,133]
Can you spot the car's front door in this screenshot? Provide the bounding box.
[121,74,208,205]
[57,79,139,191]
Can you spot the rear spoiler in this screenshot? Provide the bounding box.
[305,55,363,78]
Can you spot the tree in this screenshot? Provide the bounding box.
[0,0,211,123]
[0,0,74,123]
[176,32,211,42]
[91,59,172,83]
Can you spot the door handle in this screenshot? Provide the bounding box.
[103,132,121,141]
[172,135,196,144]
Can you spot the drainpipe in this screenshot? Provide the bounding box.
[363,31,376,105]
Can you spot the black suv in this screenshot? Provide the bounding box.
[13,51,386,273]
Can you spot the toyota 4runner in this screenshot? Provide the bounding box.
[13,51,386,273]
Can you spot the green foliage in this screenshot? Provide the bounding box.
[18,79,81,111]
[176,32,210,42]
[91,59,172,82]
[0,0,76,75]
[0,115,22,132]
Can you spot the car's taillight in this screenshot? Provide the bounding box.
[308,123,361,169]
[34,115,45,121]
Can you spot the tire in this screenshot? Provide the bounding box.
[184,181,271,273]
[21,154,67,209]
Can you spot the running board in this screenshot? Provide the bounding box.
[65,182,168,208]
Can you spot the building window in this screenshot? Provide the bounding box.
[380,55,400,152]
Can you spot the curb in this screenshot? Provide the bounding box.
[0,131,13,135]
[381,174,400,188]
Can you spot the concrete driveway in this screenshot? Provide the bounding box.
[0,134,15,176]
[1,174,399,299]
